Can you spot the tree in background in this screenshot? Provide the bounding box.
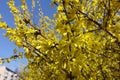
[0,0,120,80]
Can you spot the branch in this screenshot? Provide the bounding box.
[98,65,107,79]
[0,55,19,60]
[81,68,88,80]
[85,28,101,33]
[23,40,49,62]
[60,68,76,80]
[54,2,58,6]
[62,0,72,53]
[77,10,101,27]
[21,12,47,39]
[74,4,119,42]
[0,54,22,63]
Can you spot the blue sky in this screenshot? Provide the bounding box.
[0,0,56,71]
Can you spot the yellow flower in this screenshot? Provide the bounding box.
[11,7,19,13]
[57,5,63,11]
[55,0,60,2]
[21,5,28,10]
[0,22,7,29]
[75,0,79,3]
[32,0,35,8]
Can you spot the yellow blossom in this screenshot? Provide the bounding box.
[0,22,7,29]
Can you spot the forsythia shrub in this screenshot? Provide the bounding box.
[0,0,120,80]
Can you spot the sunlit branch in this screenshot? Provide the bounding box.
[21,12,47,39]
[62,0,72,53]
[22,40,49,63]
[74,5,119,42]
